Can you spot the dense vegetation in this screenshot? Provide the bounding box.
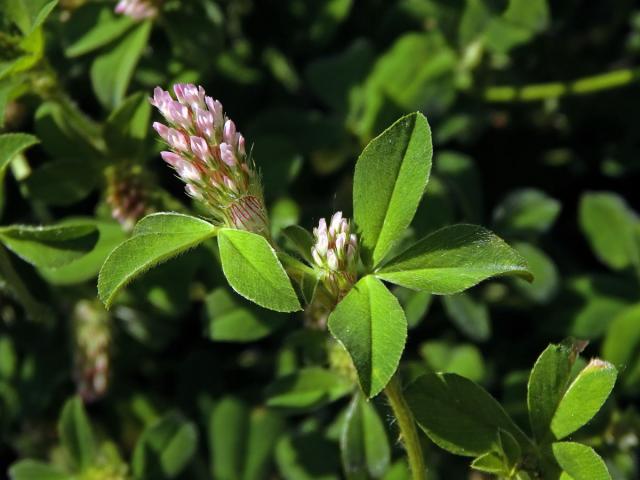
[0,1,639,479]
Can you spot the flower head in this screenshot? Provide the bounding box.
[73,301,112,403]
[312,212,359,299]
[105,165,152,231]
[114,0,159,20]
[150,84,269,236]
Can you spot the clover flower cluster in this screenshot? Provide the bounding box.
[73,301,111,403]
[105,165,151,231]
[312,212,358,299]
[114,0,159,20]
[150,84,269,236]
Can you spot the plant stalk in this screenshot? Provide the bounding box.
[384,374,426,480]
[483,66,640,103]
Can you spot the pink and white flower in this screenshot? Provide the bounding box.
[312,212,359,298]
[150,84,269,235]
[114,0,159,21]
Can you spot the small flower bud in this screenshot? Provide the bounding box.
[153,122,170,141]
[190,136,210,162]
[167,101,191,130]
[327,250,339,271]
[176,162,201,182]
[194,106,214,138]
[223,120,236,144]
[174,83,205,108]
[316,232,329,256]
[329,211,343,234]
[219,142,236,166]
[205,97,224,126]
[237,134,246,156]
[167,128,189,152]
[312,247,323,266]
[160,151,183,167]
[335,232,346,254]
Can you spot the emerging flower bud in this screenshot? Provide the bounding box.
[72,300,112,403]
[105,164,153,231]
[114,0,159,20]
[150,84,269,237]
[311,212,359,299]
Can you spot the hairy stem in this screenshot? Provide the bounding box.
[384,374,426,480]
[483,66,640,102]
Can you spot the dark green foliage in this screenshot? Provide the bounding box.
[1,1,638,479]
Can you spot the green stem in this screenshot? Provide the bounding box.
[483,67,640,103]
[384,374,426,480]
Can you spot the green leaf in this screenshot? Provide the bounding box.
[579,192,639,270]
[377,224,532,294]
[65,7,135,57]
[394,287,432,329]
[328,276,407,397]
[353,112,432,267]
[442,293,491,342]
[602,304,640,393]
[58,396,96,471]
[527,341,579,443]
[209,397,248,480]
[265,367,352,412]
[550,359,617,440]
[562,274,634,339]
[25,158,101,206]
[132,412,198,479]
[281,225,315,264]
[305,39,374,113]
[498,429,522,470]
[34,101,100,158]
[0,133,39,171]
[340,393,390,479]
[0,222,99,269]
[208,397,284,480]
[91,21,151,109]
[552,442,611,480]
[493,188,561,238]
[243,409,285,480]
[0,336,16,379]
[5,0,58,35]
[511,242,559,304]
[484,0,550,54]
[8,460,70,480]
[405,372,528,456]
[470,430,521,477]
[39,220,127,285]
[98,213,217,308]
[355,33,457,138]
[203,287,285,342]
[0,245,51,321]
[276,431,341,480]
[471,452,505,475]
[269,197,300,237]
[218,228,301,312]
[420,341,486,383]
[104,91,151,158]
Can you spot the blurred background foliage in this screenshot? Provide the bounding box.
[0,0,639,478]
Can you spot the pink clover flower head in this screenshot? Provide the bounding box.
[114,0,159,20]
[311,212,359,298]
[150,84,268,235]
